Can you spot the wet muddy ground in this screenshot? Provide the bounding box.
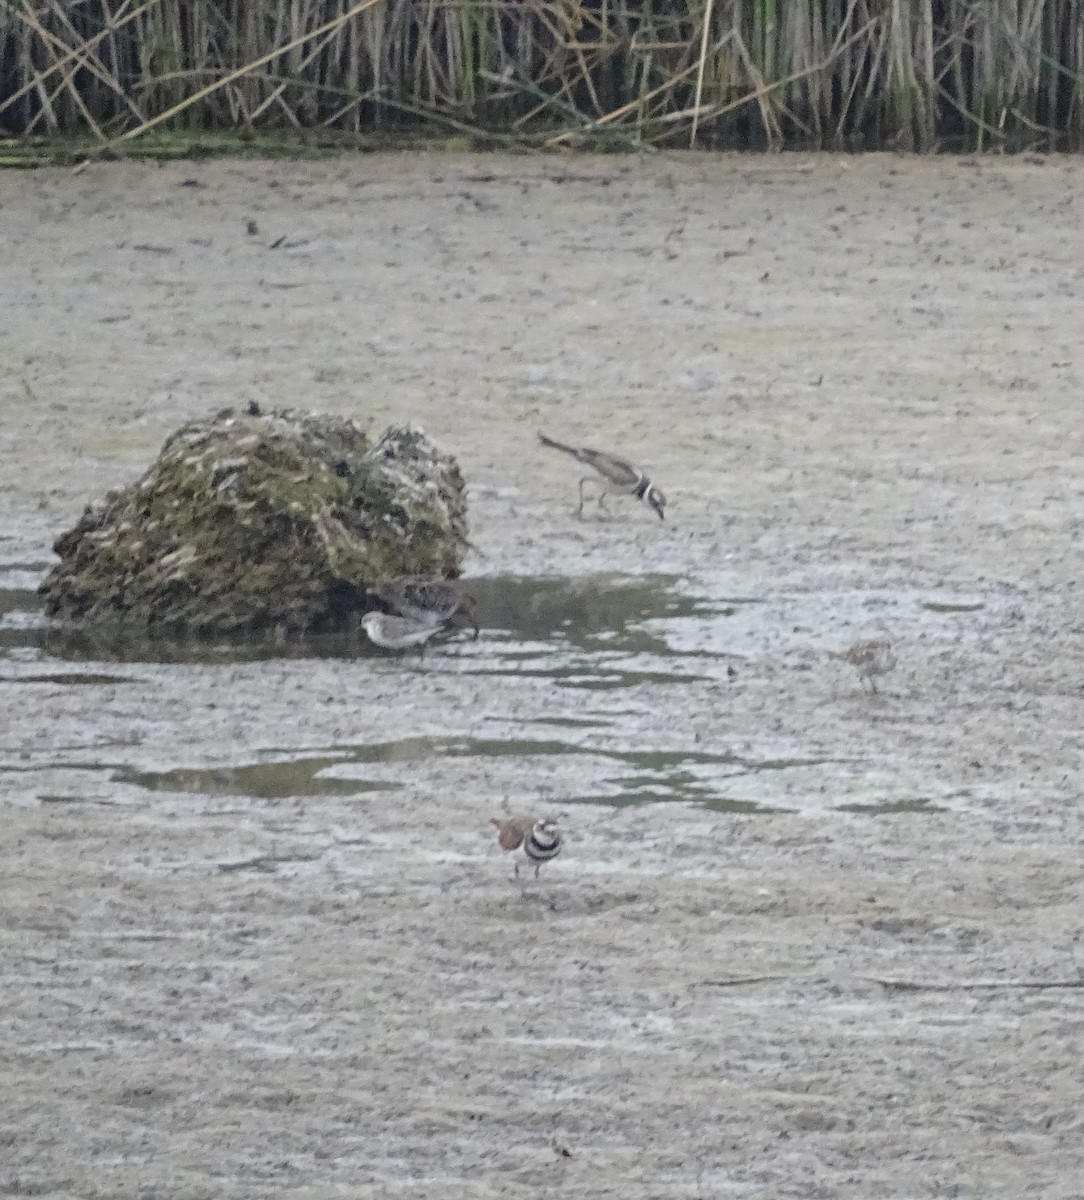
[2,152,1084,1197]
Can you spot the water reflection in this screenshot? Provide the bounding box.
[112,737,827,809]
[113,757,399,800]
[0,573,745,693]
[0,568,925,815]
[835,797,944,815]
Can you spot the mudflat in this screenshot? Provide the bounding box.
[2,152,1084,1198]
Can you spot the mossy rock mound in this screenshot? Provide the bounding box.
[39,407,469,636]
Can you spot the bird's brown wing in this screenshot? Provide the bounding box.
[843,638,887,667]
[539,431,642,486]
[573,447,641,487]
[403,580,459,615]
[490,815,534,850]
[449,591,480,637]
[374,577,470,621]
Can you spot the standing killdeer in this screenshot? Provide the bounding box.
[834,635,897,694]
[490,815,563,880]
[538,432,666,521]
[370,576,479,639]
[360,611,443,656]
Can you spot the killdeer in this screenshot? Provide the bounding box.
[370,576,479,639]
[538,432,666,521]
[490,815,563,879]
[834,636,897,694]
[360,611,442,656]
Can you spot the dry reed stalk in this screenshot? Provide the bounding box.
[246,21,347,123]
[3,0,1084,150]
[848,14,891,138]
[731,28,786,144]
[655,9,879,141]
[107,0,384,148]
[690,0,717,146]
[0,0,156,124]
[21,3,102,135]
[22,0,153,139]
[545,56,706,145]
[41,29,107,140]
[888,0,917,147]
[917,0,936,147]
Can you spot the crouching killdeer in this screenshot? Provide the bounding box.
[834,635,897,694]
[490,815,563,880]
[369,576,479,639]
[538,431,666,521]
[360,611,443,657]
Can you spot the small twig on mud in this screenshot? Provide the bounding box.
[864,976,1084,992]
[698,974,792,988]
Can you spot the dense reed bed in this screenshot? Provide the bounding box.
[1,0,1083,152]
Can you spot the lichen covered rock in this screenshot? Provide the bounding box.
[39,407,469,635]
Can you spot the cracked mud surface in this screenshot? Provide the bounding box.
[2,152,1084,1197]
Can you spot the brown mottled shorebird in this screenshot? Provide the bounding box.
[370,576,479,639]
[835,635,897,694]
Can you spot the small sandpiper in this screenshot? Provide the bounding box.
[360,611,443,657]
[491,814,564,881]
[538,431,666,521]
[835,635,897,694]
[370,576,479,639]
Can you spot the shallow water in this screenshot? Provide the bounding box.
[108,737,825,811]
[0,567,949,815]
[0,569,746,664]
[0,569,795,811]
[0,569,743,680]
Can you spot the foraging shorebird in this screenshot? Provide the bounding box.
[370,576,479,639]
[491,815,563,880]
[834,635,897,694]
[538,431,666,521]
[360,611,443,656]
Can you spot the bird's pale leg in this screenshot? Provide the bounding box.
[576,477,593,518]
[597,492,613,521]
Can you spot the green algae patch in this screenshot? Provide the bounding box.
[38,407,469,637]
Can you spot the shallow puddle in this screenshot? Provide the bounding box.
[836,797,945,815]
[920,601,984,614]
[0,568,922,814]
[466,574,740,655]
[0,570,746,701]
[0,570,747,669]
[111,737,827,810]
[112,757,400,800]
[0,672,136,686]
